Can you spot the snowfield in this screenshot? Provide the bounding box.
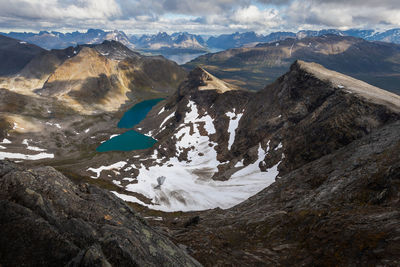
[108,100,282,212]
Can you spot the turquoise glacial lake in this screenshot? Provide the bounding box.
[97,98,164,152]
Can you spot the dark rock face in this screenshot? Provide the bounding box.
[0,35,45,76]
[0,160,201,267]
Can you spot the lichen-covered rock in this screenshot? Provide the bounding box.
[0,160,201,267]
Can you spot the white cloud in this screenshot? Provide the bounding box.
[0,0,399,34]
[286,0,400,30]
[232,5,281,27]
[0,0,121,20]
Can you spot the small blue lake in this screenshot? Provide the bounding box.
[118,98,164,128]
[96,98,164,152]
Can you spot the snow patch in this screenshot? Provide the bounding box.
[158,107,165,115]
[274,142,283,150]
[112,180,122,187]
[226,110,243,150]
[87,161,127,179]
[13,122,24,130]
[45,122,62,129]
[111,191,147,206]
[160,112,175,128]
[22,139,47,152]
[0,151,54,160]
[234,159,244,168]
[109,134,119,139]
[1,138,11,144]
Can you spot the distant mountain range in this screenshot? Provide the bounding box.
[133,32,206,51]
[2,28,400,52]
[2,29,131,50]
[0,29,207,52]
[207,29,400,49]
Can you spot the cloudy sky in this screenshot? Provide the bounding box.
[0,0,399,34]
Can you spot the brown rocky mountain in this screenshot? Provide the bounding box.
[0,40,186,166]
[185,35,400,95]
[0,40,186,114]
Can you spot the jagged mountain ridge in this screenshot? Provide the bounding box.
[1,29,207,51]
[135,32,207,50]
[80,60,400,214]
[206,28,400,49]
[1,29,132,50]
[3,28,400,53]
[185,35,400,94]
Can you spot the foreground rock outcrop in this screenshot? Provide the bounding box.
[0,160,200,266]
